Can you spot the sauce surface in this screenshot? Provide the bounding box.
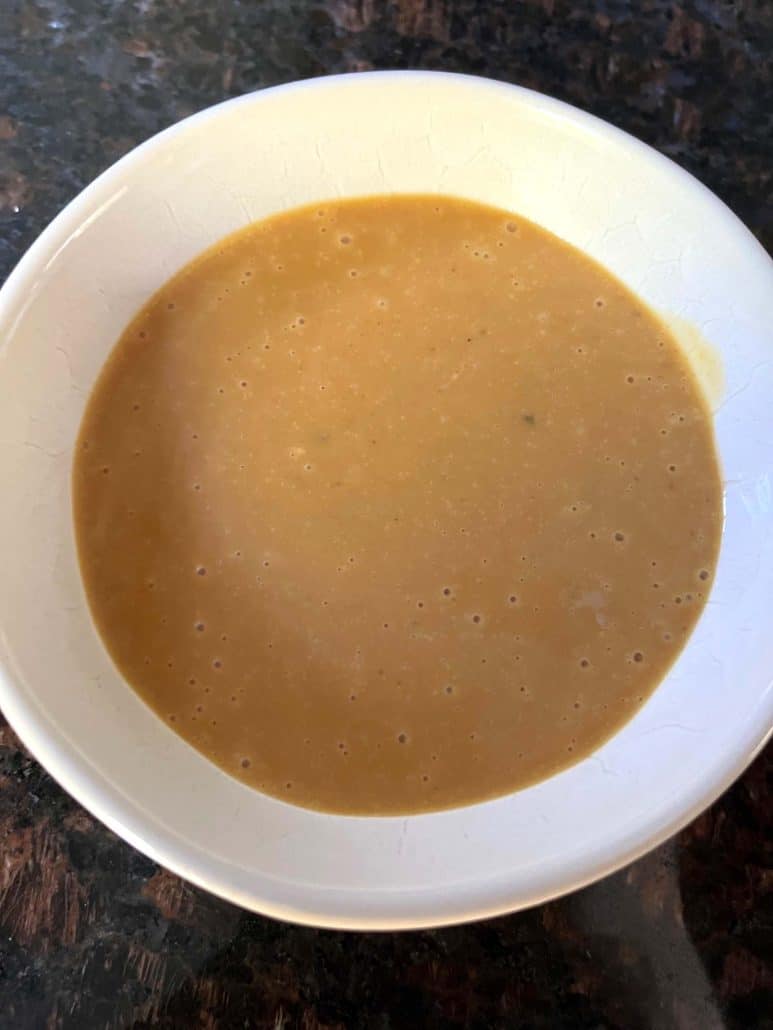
[73,195,722,814]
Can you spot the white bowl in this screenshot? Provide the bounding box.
[0,71,771,930]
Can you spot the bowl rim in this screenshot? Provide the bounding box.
[0,69,771,930]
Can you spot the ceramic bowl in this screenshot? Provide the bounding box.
[0,71,771,929]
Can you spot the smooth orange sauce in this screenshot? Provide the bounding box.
[73,195,722,815]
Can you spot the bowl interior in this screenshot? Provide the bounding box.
[0,72,771,929]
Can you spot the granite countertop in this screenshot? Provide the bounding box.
[0,2,771,1027]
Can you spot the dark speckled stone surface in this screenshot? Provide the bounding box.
[0,2,771,1027]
